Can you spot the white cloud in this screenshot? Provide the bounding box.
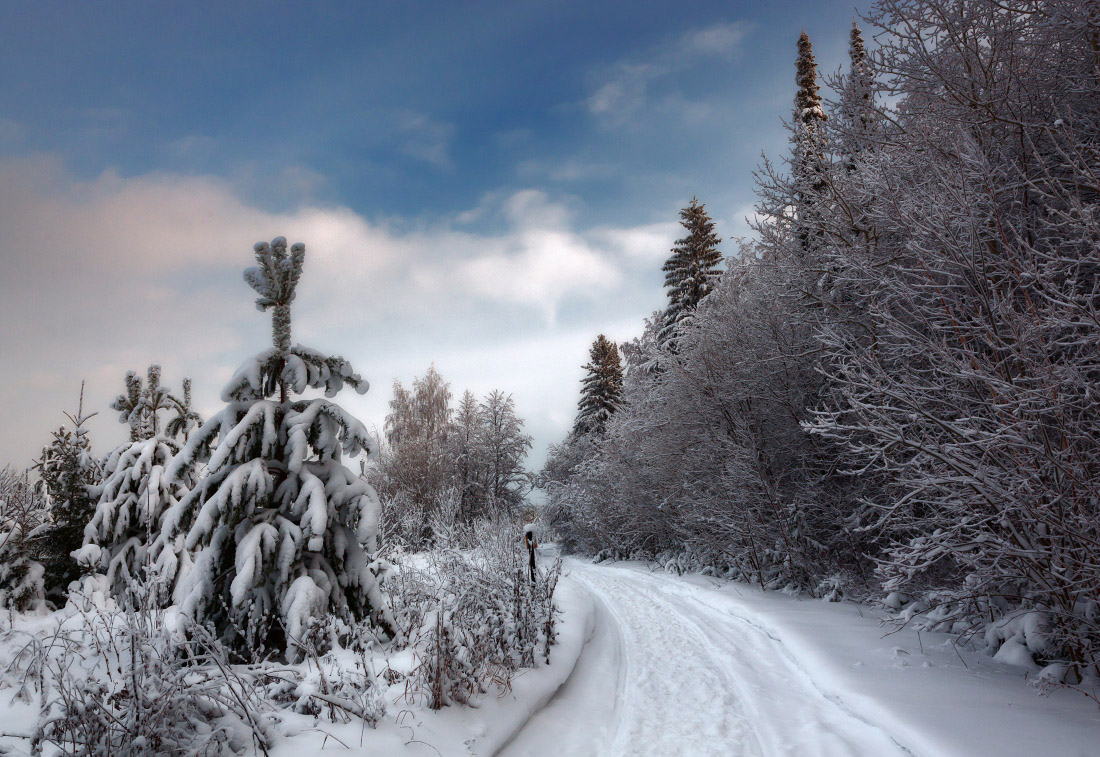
[0,157,664,468]
[393,111,454,170]
[585,21,749,125]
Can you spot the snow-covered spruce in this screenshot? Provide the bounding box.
[165,237,395,661]
[0,467,47,612]
[77,367,199,603]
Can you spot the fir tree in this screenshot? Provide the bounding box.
[0,467,47,611]
[111,371,146,443]
[32,383,100,597]
[574,335,624,436]
[658,197,723,350]
[837,21,875,169]
[792,30,829,259]
[165,377,203,442]
[166,237,395,661]
[78,368,199,603]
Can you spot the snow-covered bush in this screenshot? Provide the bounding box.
[165,237,395,661]
[385,516,562,709]
[18,578,274,756]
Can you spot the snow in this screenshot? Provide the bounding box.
[504,558,1100,757]
[263,575,593,757]
[0,554,1097,755]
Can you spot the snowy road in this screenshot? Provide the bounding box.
[500,559,907,757]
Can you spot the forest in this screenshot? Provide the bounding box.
[544,0,1100,685]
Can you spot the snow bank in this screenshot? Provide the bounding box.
[269,578,592,756]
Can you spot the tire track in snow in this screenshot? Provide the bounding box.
[501,559,907,756]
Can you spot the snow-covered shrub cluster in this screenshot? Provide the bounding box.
[375,366,533,546]
[385,514,562,709]
[19,578,275,756]
[545,0,1100,682]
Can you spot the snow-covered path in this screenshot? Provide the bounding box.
[500,559,906,756]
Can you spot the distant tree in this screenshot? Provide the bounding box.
[479,390,532,513]
[658,198,723,350]
[167,237,394,661]
[32,383,100,598]
[792,30,829,261]
[451,390,486,519]
[382,365,454,513]
[574,334,624,437]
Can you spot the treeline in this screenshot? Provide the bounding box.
[544,0,1100,681]
[373,365,533,546]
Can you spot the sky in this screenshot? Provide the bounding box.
[0,0,868,471]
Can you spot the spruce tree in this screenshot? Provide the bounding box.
[165,377,202,442]
[658,198,723,351]
[78,367,199,603]
[32,383,100,598]
[792,30,829,259]
[837,22,875,168]
[574,334,624,436]
[166,237,395,661]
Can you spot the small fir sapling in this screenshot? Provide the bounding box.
[32,383,101,599]
[0,467,47,612]
[77,367,200,603]
[166,237,396,661]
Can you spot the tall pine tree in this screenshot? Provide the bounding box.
[166,237,395,661]
[837,22,875,169]
[792,31,829,261]
[574,334,624,436]
[658,198,723,350]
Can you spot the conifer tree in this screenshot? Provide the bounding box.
[574,334,624,436]
[112,371,146,443]
[658,198,723,350]
[792,31,829,259]
[166,237,395,661]
[78,367,199,603]
[32,383,100,597]
[837,22,875,168]
[0,467,47,611]
[165,377,202,442]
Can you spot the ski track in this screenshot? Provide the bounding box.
[501,559,906,757]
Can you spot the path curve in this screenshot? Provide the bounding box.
[499,559,907,757]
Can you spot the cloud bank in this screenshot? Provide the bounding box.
[0,155,678,469]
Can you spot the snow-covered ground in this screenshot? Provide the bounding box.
[504,558,1100,757]
[2,556,1098,756]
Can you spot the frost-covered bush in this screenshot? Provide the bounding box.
[17,578,274,756]
[165,238,395,661]
[385,516,562,709]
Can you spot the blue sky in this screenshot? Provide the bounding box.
[0,0,867,469]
